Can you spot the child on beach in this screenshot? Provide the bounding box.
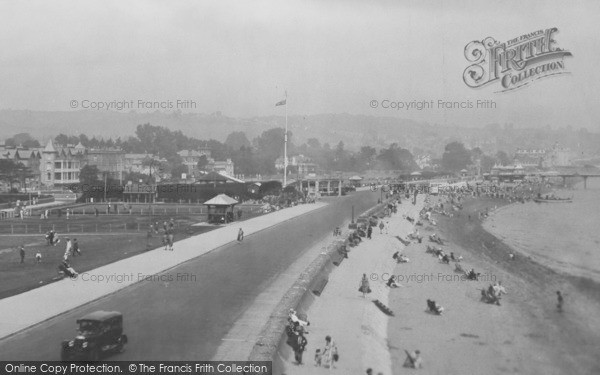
[359,273,371,297]
[314,349,322,366]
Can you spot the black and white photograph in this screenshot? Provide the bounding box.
[0,1,599,374]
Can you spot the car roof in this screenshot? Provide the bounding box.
[77,310,122,322]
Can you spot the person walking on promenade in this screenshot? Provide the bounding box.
[367,225,372,239]
[19,245,25,263]
[359,273,371,298]
[35,250,42,263]
[556,291,564,312]
[385,220,389,234]
[167,228,174,251]
[293,327,308,365]
[66,208,70,220]
[379,221,384,234]
[322,335,338,369]
[237,228,244,242]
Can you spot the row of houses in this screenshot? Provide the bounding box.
[0,140,235,189]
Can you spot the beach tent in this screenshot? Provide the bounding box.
[204,194,239,224]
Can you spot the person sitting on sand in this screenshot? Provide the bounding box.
[493,281,507,296]
[467,268,478,280]
[403,349,423,369]
[387,276,399,288]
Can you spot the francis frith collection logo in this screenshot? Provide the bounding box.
[463,27,572,92]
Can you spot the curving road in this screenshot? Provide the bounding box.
[0,190,378,360]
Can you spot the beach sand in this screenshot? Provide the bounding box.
[387,195,600,375]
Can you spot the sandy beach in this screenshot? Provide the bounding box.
[387,194,600,375]
[276,192,600,375]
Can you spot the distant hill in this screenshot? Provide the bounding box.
[0,110,598,158]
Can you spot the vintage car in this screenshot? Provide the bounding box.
[61,310,128,361]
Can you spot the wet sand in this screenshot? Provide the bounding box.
[388,196,600,375]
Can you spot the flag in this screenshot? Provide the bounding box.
[275,99,286,106]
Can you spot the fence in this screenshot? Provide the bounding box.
[0,206,265,234]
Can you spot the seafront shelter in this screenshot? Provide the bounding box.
[204,193,239,224]
[296,176,343,197]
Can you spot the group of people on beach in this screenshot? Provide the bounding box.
[286,308,339,369]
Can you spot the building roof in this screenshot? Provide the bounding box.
[43,139,56,153]
[196,171,240,183]
[204,194,239,206]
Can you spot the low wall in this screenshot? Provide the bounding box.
[247,199,390,369]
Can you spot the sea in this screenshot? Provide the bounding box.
[483,179,600,283]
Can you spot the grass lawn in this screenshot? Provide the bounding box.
[0,211,236,300]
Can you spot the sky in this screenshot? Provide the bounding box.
[0,0,599,130]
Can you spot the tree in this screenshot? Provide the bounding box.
[441,142,471,172]
[496,151,511,166]
[5,133,40,148]
[79,165,101,186]
[377,143,417,171]
[197,155,209,171]
[225,131,252,151]
[0,160,29,191]
[171,163,188,179]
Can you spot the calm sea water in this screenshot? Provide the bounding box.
[483,180,600,283]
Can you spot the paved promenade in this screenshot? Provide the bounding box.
[0,202,327,340]
[279,196,425,375]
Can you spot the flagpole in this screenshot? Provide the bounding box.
[284,91,288,188]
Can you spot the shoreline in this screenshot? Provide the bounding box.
[387,195,600,375]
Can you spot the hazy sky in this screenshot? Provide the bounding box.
[0,0,599,130]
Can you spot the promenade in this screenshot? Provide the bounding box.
[0,202,327,340]
[279,195,425,374]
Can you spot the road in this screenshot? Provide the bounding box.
[0,190,378,360]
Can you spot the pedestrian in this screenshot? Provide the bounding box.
[378,221,384,234]
[237,228,244,242]
[72,239,81,256]
[385,220,389,234]
[107,204,110,214]
[63,238,72,261]
[167,228,174,251]
[162,231,169,251]
[94,207,99,217]
[322,335,338,369]
[358,273,371,298]
[19,245,25,263]
[314,349,322,367]
[45,209,49,219]
[66,208,70,220]
[367,225,372,239]
[556,291,563,312]
[293,328,308,365]
[35,251,42,263]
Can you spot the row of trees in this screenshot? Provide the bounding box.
[51,125,420,177]
[441,141,512,172]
